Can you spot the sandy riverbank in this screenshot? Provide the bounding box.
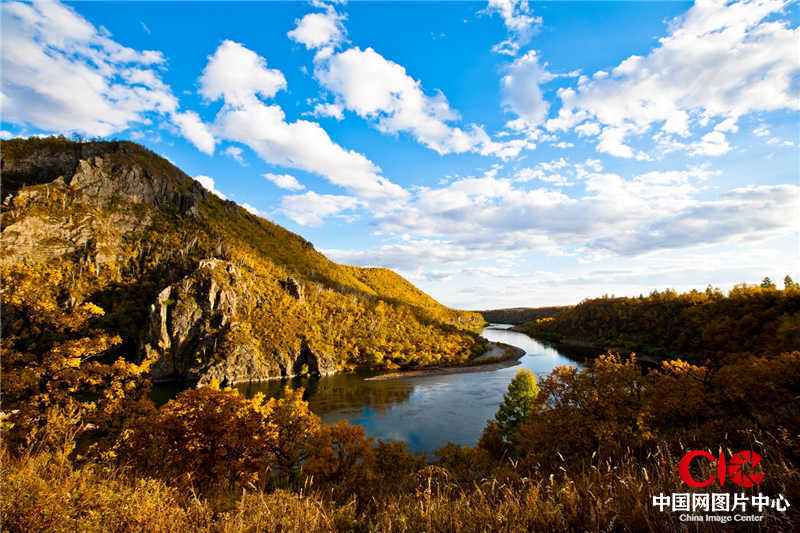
[365,342,525,381]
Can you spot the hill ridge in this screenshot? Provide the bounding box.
[1,136,484,385]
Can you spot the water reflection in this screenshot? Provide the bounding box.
[241,325,585,455]
[235,373,415,417]
[151,325,586,455]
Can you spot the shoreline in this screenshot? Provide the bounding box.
[364,342,525,381]
[517,331,666,368]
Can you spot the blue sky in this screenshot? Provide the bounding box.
[2,0,798,308]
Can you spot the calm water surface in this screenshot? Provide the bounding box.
[232,325,587,455]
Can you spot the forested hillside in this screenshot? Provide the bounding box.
[478,306,569,325]
[520,283,800,364]
[1,137,485,431]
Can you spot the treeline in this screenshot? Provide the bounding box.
[522,281,800,364]
[478,305,569,325]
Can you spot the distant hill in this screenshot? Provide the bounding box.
[1,137,484,386]
[477,306,570,325]
[519,288,800,364]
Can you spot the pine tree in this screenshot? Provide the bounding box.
[761,277,775,289]
[784,275,795,289]
[495,368,539,439]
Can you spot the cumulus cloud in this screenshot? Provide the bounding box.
[281,191,360,226]
[222,146,246,165]
[195,175,227,200]
[689,130,731,156]
[287,6,346,51]
[199,40,408,214]
[315,46,525,158]
[500,50,555,128]
[2,0,172,134]
[172,111,215,155]
[483,0,541,56]
[199,40,286,105]
[263,172,305,191]
[0,0,211,153]
[546,0,800,158]
[310,102,345,120]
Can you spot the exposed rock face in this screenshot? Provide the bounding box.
[281,277,304,301]
[1,140,108,194]
[2,140,207,214]
[1,180,145,266]
[141,259,336,385]
[68,156,203,216]
[1,144,203,266]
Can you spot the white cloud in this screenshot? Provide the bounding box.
[287,6,345,51]
[195,175,227,200]
[596,127,634,158]
[325,239,494,270]
[0,0,216,154]
[0,130,14,139]
[501,50,555,128]
[311,102,344,120]
[753,124,771,137]
[222,146,246,165]
[281,190,360,226]
[546,0,800,158]
[199,40,286,106]
[315,46,524,158]
[263,172,305,191]
[1,0,175,136]
[575,121,601,137]
[172,110,215,155]
[342,163,798,272]
[515,158,579,186]
[689,130,731,156]
[483,0,541,56]
[200,41,408,204]
[767,136,795,147]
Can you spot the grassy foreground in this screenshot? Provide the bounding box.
[3,350,799,532]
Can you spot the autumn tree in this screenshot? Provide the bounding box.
[1,263,150,452]
[262,387,322,480]
[373,440,426,478]
[306,421,375,484]
[495,369,539,440]
[116,382,274,490]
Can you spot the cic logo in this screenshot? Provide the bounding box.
[679,450,764,488]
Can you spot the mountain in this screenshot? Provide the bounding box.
[1,137,484,385]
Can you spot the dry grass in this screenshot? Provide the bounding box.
[4,442,797,533]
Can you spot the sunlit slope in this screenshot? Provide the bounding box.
[1,137,484,383]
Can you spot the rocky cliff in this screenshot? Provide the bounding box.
[1,137,484,385]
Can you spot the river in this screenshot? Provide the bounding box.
[228,325,588,456]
